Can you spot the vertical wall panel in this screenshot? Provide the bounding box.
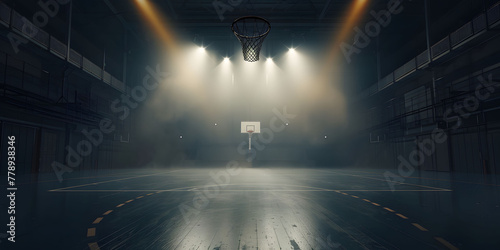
[435,140,450,171]
[39,129,64,173]
[418,135,435,171]
[488,132,500,175]
[450,133,482,173]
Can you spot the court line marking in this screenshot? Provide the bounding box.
[48,170,182,191]
[86,192,160,250]
[412,223,429,232]
[371,202,380,206]
[338,191,458,249]
[92,217,103,224]
[396,213,408,219]
[323,170,451,191]
[384,207,395,212]
[434,237,459,250]
[88,242,100,250]
[87,228,96,237]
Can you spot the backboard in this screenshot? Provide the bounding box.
[241,121,261,134]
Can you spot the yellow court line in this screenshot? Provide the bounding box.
[412,223,429,232]
[125,199,134,203]
[384,207,395,212]
[371,202,380,206]
[88,242,100,250]
[92,217,103,224]
[116,204,125,208]
[396,213,408,219]
[147,193,154,196]
[137,196,144,199]
[362,199,371,202]
[341,193,348,195]
[103,210,113,215]
[87,228,96,237]
[351,195,359,198]
[434,237,459,250]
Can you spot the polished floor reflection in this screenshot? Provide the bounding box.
[2,167,500,249]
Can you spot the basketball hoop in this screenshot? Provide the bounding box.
[241,122,260,151]
[247,130,254,150]
[232,16,271,62]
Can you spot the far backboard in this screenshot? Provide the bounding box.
[241,121,261,133]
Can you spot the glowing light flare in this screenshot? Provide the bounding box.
[323,0,370,72]
[134,0,179,55]
[283,48,314,85]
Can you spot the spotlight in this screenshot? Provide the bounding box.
[266,57,273,62]
[223,57,229,62]
[198,47,206,52]
[289,48,296,52]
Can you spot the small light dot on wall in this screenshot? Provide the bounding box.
[324,135,327,139]
[179,135,183,139]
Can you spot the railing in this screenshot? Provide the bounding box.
[473,13,487,33]
[11,11,50,49]
[83,57,102,80]
[103,71,112,84]
[357,0,500,100]
[10,11,25,34]
[450,21,473,47]
[395,58,416,81]
[111,77,125,92]
[431,36,450,59]
[416,50,430,68]
[1,3,124,93]
[487,2,500,26]
[0,2,10,27]
[69,49,82,68]
[49,36,67,59]
[378,73,394,91]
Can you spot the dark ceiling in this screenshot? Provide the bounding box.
[5,0,495,90]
